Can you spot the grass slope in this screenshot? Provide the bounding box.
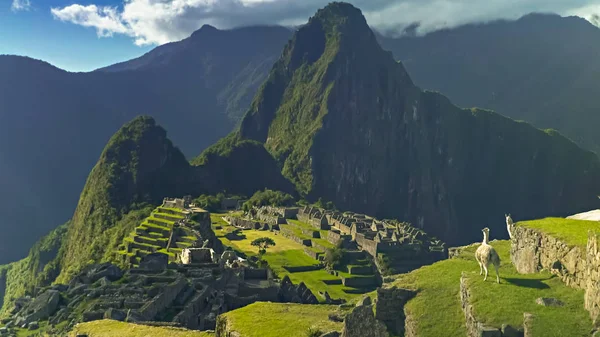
[219,302,343,337]
[518,217,600,247]
[393,240,592,337]
[69,320,213,337]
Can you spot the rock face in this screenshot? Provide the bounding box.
[235,2,600,246]
[341,296,388,337]
[13,290,60,327]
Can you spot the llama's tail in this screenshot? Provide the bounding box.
[490,248,501,267]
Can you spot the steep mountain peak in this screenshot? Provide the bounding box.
[240,1,411,145]
[191,24,220,38]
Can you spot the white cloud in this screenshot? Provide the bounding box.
[49,0,600,46]
[51,5,129,38]
[11,0,31,12]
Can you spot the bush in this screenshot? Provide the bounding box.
[242,189,295,212]
[314,197,336,211]
[194,193,224,212]
[324,246,345,270]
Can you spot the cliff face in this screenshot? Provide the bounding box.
[239,2,600,245]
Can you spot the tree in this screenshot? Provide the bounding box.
[242,189,295,212]
[251,237,276,255]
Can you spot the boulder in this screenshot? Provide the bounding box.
[16,290,60,326]
[27,321,39,330]
[79,263,123,284]
[125,309,145,323]
[502,324,524,337]
[535,297,564,307]
[104,308,127,322]
[0,327,7,335]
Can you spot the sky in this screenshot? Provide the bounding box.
[3,0,600,72]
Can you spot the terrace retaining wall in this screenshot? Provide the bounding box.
[460,273,523,337]
[511,225,600,323]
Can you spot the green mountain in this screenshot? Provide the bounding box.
[0,25,291,265]
[237,2,600,246]
[1,116,293,314]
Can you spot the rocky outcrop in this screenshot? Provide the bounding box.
[341,296,388,337]
[13,290,60,327]
[460,273,524,337]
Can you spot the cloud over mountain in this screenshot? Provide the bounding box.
[49,0,600,46]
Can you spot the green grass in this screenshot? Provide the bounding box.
[393,240,593,337]
[465,241,591,337]
[212,215,370,302]
[69,320,212,337]
[518,217,600,247]
[287,270,366,301]
[219,302,344,337]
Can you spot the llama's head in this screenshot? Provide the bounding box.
[481,227,490,242]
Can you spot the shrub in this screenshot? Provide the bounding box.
[242,189,295,212]
[324,246,345,270]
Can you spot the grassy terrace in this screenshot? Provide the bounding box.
[219,302,344,337]
[69,320,213,337]
[211,213,371,301]
[117,206,199,266]
[393,240,592,337]
[518,217,600,247]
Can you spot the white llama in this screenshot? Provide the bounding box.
[505,213,514,239]
[475,227,501,283]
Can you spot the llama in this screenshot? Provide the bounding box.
[505,213,514,239]
[475,227,501,283]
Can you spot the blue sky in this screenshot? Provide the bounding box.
[2,0,600,72]
[0,0,152,72]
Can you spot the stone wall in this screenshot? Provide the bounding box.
[342,296,388,337]
[460,273,523,337]
[172,286,211,329]
[585,232,600,322]
[228,217,261,230]
[511,225,600,323]
[511,225,586,289]
[355,233,378,257]
[375,286,415,336]
[139,277,187,320]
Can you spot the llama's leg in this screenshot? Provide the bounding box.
[495,264,500,284]
[478,261,483,275]
[483,264,489,281]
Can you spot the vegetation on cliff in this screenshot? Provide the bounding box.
[57,116,190,283]
[235,2,600,246]
[0,223,67,316]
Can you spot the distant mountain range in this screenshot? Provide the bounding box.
[3,10,600,264]
[0,26,291,264]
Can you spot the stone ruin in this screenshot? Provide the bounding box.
[3,242,319,335]
[162,196,193,210]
